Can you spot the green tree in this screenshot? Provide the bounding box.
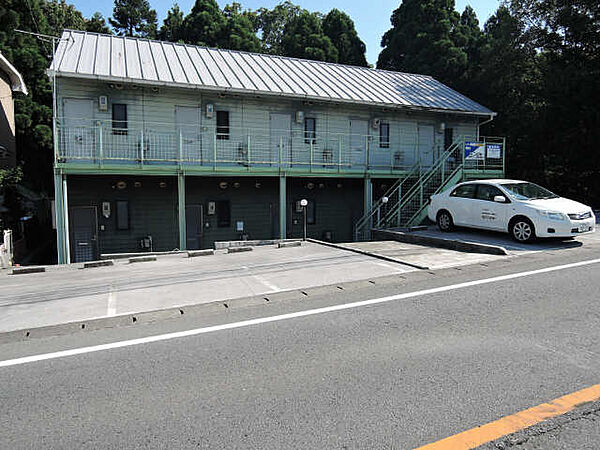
[43,0,86,32]
[323,9,367,66]
[86,12,111,34]
[506,0,600,203]
[109,0,157,38]
[158,3,184,42]
[221,3,262,52]
[377,0,466,84]
[256,1,302,54]
[182,0,225,47]
[281,10,338,62]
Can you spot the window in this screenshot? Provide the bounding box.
[112,104,127,135]
[444,127,454,150]
[379,123,390,148]
[216,111,229,140]
[304,118,316,144]
[475,184,507,202]
[116,200,129,230]
[216,200,230,227]
[450,184,476,199]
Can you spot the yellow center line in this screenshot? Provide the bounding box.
[415,383,600,449]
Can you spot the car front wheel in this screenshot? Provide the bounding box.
[437,210,454,232]
[510,218,535,243]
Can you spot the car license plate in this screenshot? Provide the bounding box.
[579,225,587,232]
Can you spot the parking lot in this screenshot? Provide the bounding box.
[410,225,600,253]
[1,225,598,337]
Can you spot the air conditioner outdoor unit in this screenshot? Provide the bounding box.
[372,118,381,130]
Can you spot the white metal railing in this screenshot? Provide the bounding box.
[55,120,429,173]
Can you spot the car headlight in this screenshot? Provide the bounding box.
[537,210,567,221]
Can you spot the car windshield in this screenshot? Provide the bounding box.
[500,182,558,200]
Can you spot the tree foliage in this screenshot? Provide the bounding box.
[378,0,467,84]
[158,3,184,42]
[280,10,338,62]
[109,0,157,38]
[323,9,368,66]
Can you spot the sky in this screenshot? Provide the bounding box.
[73,0,501,65]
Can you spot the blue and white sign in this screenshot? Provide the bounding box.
[486,143,502,159]
[464,142,485,160]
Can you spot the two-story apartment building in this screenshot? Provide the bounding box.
[49,30,503,264]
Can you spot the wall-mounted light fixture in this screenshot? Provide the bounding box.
[159,181,167,188]
[219,181,228,189]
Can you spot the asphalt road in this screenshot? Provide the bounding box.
[1,246,599,449]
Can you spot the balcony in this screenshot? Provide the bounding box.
[55,120,505,177]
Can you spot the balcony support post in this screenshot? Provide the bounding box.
[338,138,342,173]
[140,129,144,166]
[178,172,186,251]
[279,175,286,239]
[98,124,103,168]
[178,129,183,168]
[247,134,251,168]
[54,170,66,264]
[364,176,372,235]
[213,133,217,170]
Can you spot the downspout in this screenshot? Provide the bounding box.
[477,114,495,140]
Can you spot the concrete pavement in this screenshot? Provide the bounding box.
[2,230,599,337]
[0,243,599,448]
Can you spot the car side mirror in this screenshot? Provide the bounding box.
[493,195,507,203]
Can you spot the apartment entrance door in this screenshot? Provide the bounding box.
[69,206,98,263]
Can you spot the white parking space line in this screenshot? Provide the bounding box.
[106,291,117,317]
[1,258,599,369]
[251,275,280,292]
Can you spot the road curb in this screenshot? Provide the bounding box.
[371,229,509,256]
[306,238,429,270]
[0,273,408,345]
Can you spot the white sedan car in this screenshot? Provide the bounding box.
[427,179,596,242]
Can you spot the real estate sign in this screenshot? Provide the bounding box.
[464,142,485,160]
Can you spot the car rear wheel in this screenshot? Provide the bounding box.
[510,218,535,243]
[437,210,454,232]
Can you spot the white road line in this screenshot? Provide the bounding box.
[251,275,280,292]
[107,291,117,317]
[1,258,599,369]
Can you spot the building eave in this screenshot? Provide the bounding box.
[0,52,28,95]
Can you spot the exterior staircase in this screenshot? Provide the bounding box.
[354,138,467,241]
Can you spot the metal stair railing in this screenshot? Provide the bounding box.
[394,139,465,229]
[353,163,421,241]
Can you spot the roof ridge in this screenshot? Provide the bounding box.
[60,29,435,80]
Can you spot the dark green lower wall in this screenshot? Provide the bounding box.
[186,176,279,248]
[287,178,364,242]
[68,175,179,255]
[67,175,367,258]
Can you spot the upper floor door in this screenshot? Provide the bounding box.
[175,106,202,163]
[418,124,435,169]
[63,98,94,159]
[270,113,291,166]
[349,119,368,167]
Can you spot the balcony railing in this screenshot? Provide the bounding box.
[55,120,505,175]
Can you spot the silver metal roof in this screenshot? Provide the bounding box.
[49,30,493,116]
